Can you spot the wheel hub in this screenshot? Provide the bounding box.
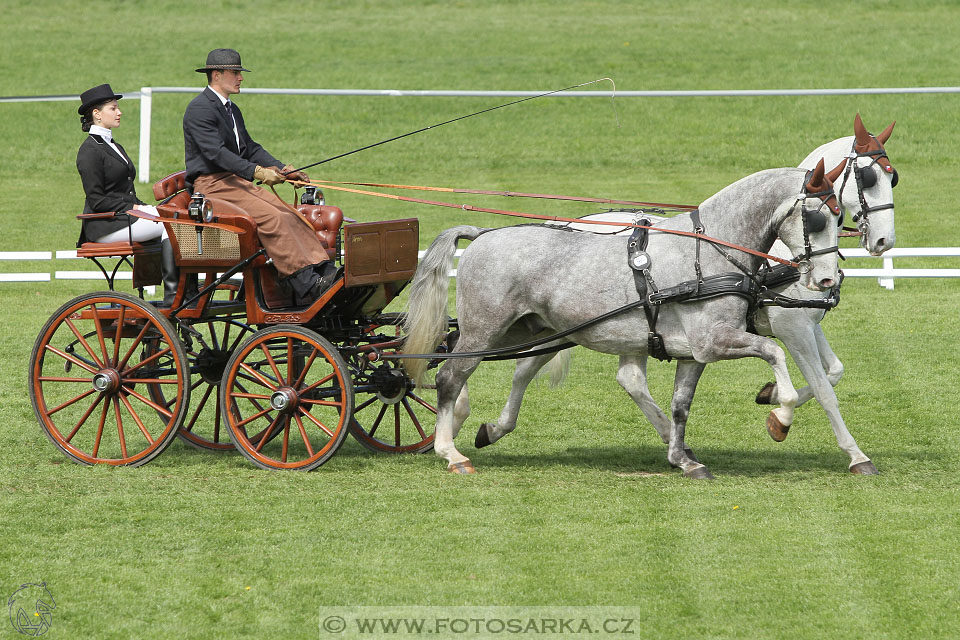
[92,369,121,394]
[373,367,408,405]
[195,347,230,385]
[270,387,299,414]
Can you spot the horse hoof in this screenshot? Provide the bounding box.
[766,411,790,442]
[683,465,715,480]
[850,461,879,475]
[755,382,776,405]
[475,424,492,449]
[448,461,476,474]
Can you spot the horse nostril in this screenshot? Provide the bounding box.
[820,278,835,290]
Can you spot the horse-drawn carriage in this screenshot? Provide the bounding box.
[29,172,443,470]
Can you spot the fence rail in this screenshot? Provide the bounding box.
[2,247,959,290]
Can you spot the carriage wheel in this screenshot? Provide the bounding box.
[220,325,353,471]
[148,283,251,451]
[349,357,436,454]
[29,292,190,466]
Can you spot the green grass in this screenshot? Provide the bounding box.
[3,1,960,638]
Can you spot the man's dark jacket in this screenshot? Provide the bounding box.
[183,87,282,190]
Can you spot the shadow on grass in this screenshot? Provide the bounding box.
[471,442,945,478]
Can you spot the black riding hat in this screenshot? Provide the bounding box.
[195,48,251,73]
[78,83,122,115]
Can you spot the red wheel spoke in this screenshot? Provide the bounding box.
[394,404,402,446]
[90,304,110,366]
[408,393,438,413]
[112,304,126,365]
[123,386,174,419]
[123,346,171,376]
[64,315,104,369]
[286,338,294,386]
[239,362,280,392]
[43,345,98,375]
[184,384,215,432]
[367,404,389,438]
[64,393,105,442]
[117,321,152,370]
[235,382,269,414]
[300,397,344,408]
[46,388,97,416]
[295,415,314,457]
[214,394,223,443]
[39,376,96,384]
[113,397,128,458]
[255,415,283,452]
[281,417,291,462]
[300,407,335,437]
[402,398,429,438]
[91,399,109,458]
[300,371,336,395]
[230,391,272,400]
[236,405,274,430]
[259,342,285,387]
[119,391,154,444]
[354,396,378,412]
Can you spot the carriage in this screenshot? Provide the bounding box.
[28,171,448,471]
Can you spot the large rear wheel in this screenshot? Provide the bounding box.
[29,292,190,466]
[220,325,353,470]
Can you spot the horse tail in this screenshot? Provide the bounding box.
[402,225,487,384]
[534,348,572,388]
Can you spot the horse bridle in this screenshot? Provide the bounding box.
[837,138,898,243]
[791,169,842,274]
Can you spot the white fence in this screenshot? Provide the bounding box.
[3,247,960,290]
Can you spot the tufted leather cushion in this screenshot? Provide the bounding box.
[298,204,343,256]
[153,171,187,202]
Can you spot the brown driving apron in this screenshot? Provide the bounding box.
[192,172,328,277]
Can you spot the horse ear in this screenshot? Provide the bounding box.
[825,158,846,184]
[810,158,825,187]
[877,120,896,145]
[854,113,871,149]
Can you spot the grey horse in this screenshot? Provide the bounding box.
[529,115,895,474]
[403,161,843,479]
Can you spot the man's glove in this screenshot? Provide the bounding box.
[254,165,285,186]
[281,164,310,183]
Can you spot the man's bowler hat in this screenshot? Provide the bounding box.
[195,48,251,73]
[78,83,122,115]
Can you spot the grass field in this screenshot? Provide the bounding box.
[2,1,960,638]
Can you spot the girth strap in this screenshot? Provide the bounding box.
[626,221,671,360]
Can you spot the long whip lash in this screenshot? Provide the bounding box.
[287,78,617,175]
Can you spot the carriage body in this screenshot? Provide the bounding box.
[29,172,441,471]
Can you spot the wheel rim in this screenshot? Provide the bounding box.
[349,358,436,453]
[29,293,190,466]
[221,326,353,470]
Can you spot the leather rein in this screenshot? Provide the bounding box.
[289,177,836,269]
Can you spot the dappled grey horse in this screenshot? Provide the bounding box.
[533,114,896,474]
[403,161,842,478]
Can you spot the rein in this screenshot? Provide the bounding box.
[291,178,802,268]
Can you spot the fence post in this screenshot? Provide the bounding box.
[880,255,895,290]
[139,87,152,183]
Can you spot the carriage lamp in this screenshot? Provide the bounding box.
[188,193,214,254]
[301,186,325,206]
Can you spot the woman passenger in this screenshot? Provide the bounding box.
[76,83,179,304]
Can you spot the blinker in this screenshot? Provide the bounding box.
[891,168,899,188]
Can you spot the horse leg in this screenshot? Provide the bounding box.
[758,325,845,408]
[776,326,875,473]
[434,357,483,473]
[616,355,671,443]
[694,325,799,441]
[667,360,713,479]
[475,352,558,449]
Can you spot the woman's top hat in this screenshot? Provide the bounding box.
[195,49,251,73]
[78,83,122,115]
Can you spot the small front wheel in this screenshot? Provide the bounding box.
[220,325,353,470]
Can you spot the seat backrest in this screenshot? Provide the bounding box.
[298,205,343,256]
[153,171,187,202]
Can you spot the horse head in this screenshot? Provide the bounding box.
[778,158,841,291]
[849,113,897,254]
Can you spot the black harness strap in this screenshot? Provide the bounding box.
[626,219,673,361]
